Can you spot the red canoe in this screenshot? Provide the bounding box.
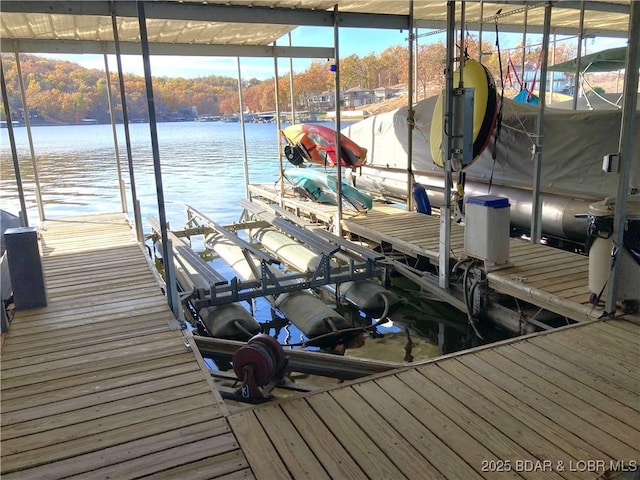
[282,123,367,168]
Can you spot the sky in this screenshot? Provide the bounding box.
[41,25,628,81]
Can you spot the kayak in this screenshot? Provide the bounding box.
[429,58,499,170]
[284,167,373,212]
[282,123,367,168]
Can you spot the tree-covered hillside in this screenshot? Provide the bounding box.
[1,36,582,125]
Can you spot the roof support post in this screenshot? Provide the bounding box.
[137,0,179,319]
[13,48,45,222]
[236,58,250,200]
[111,0,143,243]
[478,0,484,62]
[0,60,28,227]
[521,3,528,83]
[572,1,586,110]
[439,0,456,290]
[273,41,285,207]
[333,4,343,237]
[605,0,640,316]
[406,0,415,212]
[102,49,127,214]
[288,32,296,125]
[530,1,552,244]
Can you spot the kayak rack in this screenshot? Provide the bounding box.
[147,204,385,309]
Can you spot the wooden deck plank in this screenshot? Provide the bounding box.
[280,399,368,480]
[586,320,640,345]
[0,401,222,473]
[457,353,639,461]
[0,341,189,390]
[306,392,406,479]
[528,335,638,393]
[227,411,291,480]
[511,340,640,411]
[394,369,565,480]
[539,329,637,376]
[140,450,252,480]
[569,324,640,364]
[329,386,447,479]
[1,312,173,353]
[254,405,331,480]
[475,349,640,450]
[1,381,213,441]
[497,344,640,426]
[0,361,198,413]
[52,429,239,480]
[351,380,483,479]
[437,359,607,470]
[6,297,169,327]
[374,375,522,480]
[0,353,194,402]
[1,330,181,371]
[1,370,207,426]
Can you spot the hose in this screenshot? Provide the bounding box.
[371,293,391,323]
[462,259,484,340]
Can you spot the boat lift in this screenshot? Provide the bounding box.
[148,203,385,314]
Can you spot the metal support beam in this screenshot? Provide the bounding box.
[605,0,640,316]
[530,1,552,244]
[406,0,415,212]
[102,51,127,214]
[13,49,45,222]
[439,0,456,290]
[0,60,28,227]
[288,32,296,125]
[237,58,250,201]
[137,0,178,318]
[111,0,143,242]
[333,4,343,237]
[273,41,285,207]
[521,4,528,84]
[572,1,586,110]
[0,39,334,59]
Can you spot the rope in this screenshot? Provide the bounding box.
[488,13,505,194]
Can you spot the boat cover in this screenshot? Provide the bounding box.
[343,95,640,199]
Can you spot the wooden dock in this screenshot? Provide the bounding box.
[247,187,599,322]
[230,316,640,480]
[344,205,596,322]
[0,213,253,479]
[2,211,638,480]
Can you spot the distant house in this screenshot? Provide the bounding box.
[305,90,336,111]
[373,86,400,102]
[343,86,375,108]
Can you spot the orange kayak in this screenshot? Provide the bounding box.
[282,123,367,168]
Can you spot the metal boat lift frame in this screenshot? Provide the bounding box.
[148,204,384,310]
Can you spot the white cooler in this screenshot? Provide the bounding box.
[464,195,510,266]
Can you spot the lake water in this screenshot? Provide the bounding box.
[1,121,282,226]
[1,121,503,362]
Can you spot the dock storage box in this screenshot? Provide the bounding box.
[5,226,47,309]
[464,195,510,266]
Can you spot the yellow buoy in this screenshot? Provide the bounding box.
[430,58,499,169]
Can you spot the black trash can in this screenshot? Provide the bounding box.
[4,226,47,309]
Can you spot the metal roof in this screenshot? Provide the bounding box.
[0,1,632,57]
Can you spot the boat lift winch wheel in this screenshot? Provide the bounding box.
[284,144,306,166]
[232,334,288,402]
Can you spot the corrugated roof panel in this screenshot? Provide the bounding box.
[0,1,632,49]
